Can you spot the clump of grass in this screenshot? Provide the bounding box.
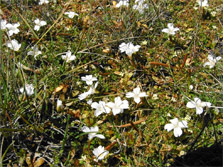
[0,0,222,166]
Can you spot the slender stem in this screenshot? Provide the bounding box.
[35,0,73,46]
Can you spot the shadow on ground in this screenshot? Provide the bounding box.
[172,142,222,167]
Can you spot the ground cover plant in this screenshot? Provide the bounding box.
[0,0,222,166]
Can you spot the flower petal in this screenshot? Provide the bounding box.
[91,102,99,109]
[164,123,174,132]
[173,127,183,137]
[120,100,129,109]
[203,62,211,67]
[194,97,201,103]
[133,87,140,94]
[126,92,134,98]
[170,118,179,125]
[107,102,115,108]
[216,56,222,61]
[139,92,148,97]
[201,102,211,107]
[196,106,203,114]
[112,108,121,115]
[81,126,90,132]
[162,28,170,34]
[186,101,196,108]
[114,97,122,106]
[134,97,141,104]
[94,110,103,117]
[95,134,105,139]
[179,121,188,128]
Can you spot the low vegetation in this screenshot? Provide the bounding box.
[0,0,222,166]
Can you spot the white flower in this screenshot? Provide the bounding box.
[186,97,211,115]
[203,55,221,69]
[78,92,89,100]
[39,0,49,5]
[189,85,194,90]
[20,84,34,96]
[78,82,98,100]
[107,97,129,115]
[34,19,47,31]
[0,19,7,30]
[197,0,208,7]
[27,45,42,59]
[133,0,148,14]
[61,50,76,62]
[116,0,129,8]
[119,42,141,57]
[64,11,79,18]
[6,39,21,51]
[87,82,98,95]
[91,101,111,117]
[126,87,148,104]
[81,126,105,140]
[87,99,93,105]
[162,23,179,35]
[81,75,97,85]
[164,118,188,137]
[6,23,20,36]
[56,99,63,111]
[152,94,159,100]
[93,146,109,161]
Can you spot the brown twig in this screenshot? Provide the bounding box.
[105,141,117,151]
[181,54,188,69]
[150,62,170,67]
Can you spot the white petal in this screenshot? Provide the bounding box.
[94,110,103,117]
[40,21,46,26]
[95,134,105,139]
[86,80,93,85]
[27,51,34,55]
[78,92,89,100]
[139,92,148,97]
[120,100,129,109]
[164,123,174,132]
[201,102,211,107]
[106,102,115,108]
[174,27,179,31]
[91,126,99,132]
[134,97,141,104]
[34,19,39,24]
[216,56,221,61]
[133,87,140,94]
[186,101,196,108]
[81,126,90,132]
[194,98,201,103]
[167,23,174,28]
[203,62,211,67]
[104,106,111,113]
[173,127,183,137]
[179,121,188,128]
[112,108,121,115]
[207,55,214,61]
[97,150,109,160]
[114,97,122,106]
[162,28,170,34]
[19,87,24,93]
[88,133,96,140]
[34,25,40,31]
[91,102,99,109]
[196,106,203,114]
[126,92,134,98]
[94,82,98,89]
[169,118,179,125]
